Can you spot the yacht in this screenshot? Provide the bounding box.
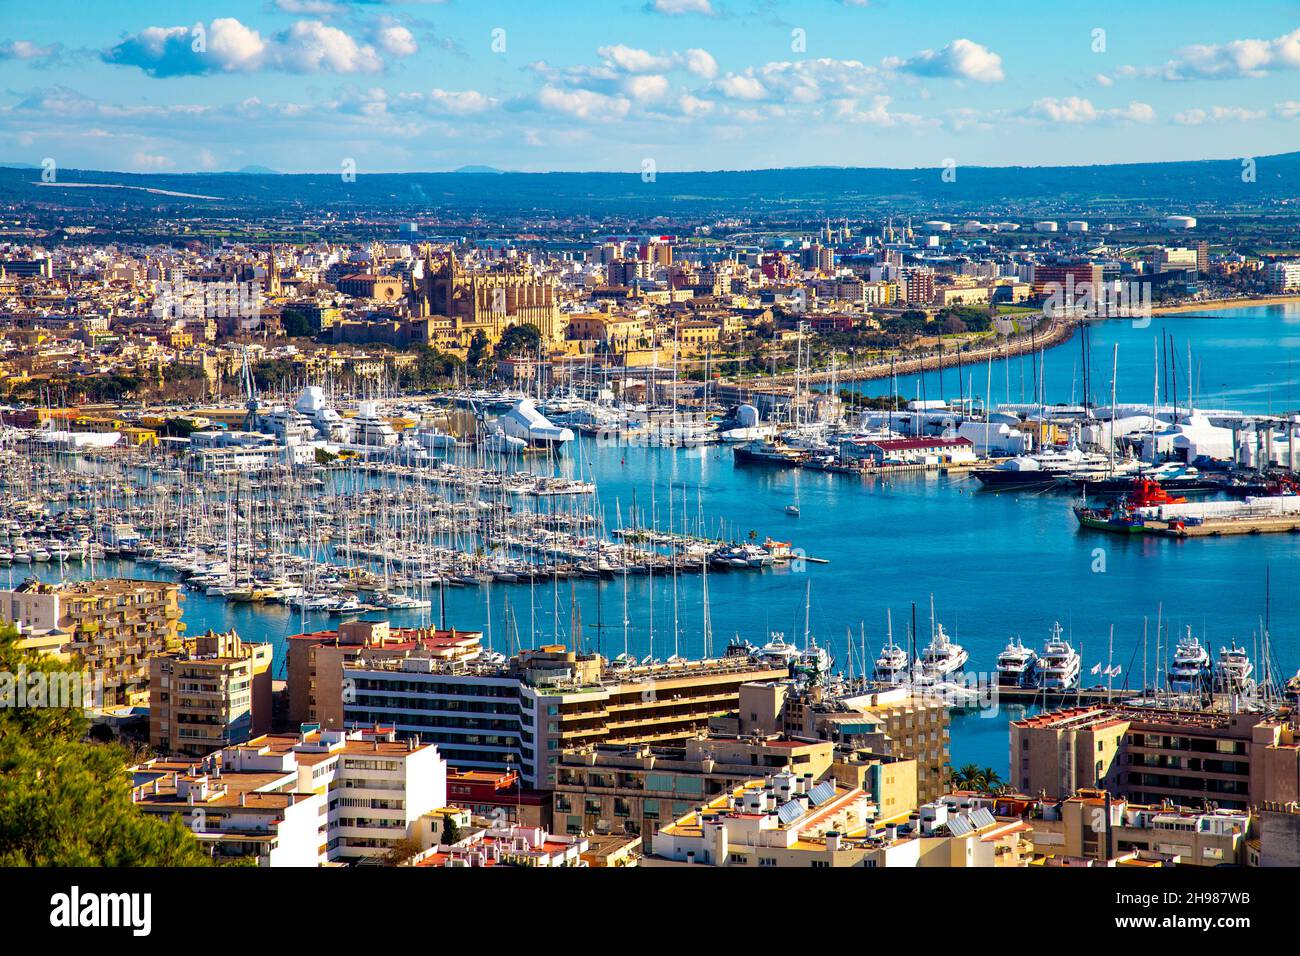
[917,623,968,682]
[996,638,1038,687]
[795,639,833,684]
[295,386,354,443]
[874,638,910,685]
[974,440,1108,489]
[1038,624,1082,690]
[1168,628,1211,692]
[496,398,574,452]
[349,401,400,449]
[758,633,801,670]
[1213,643,1256,695]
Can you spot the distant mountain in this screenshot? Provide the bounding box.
[453,165,505,174]
[1,153,1296,218]
[0,162,40,169]
[228,165,281,175]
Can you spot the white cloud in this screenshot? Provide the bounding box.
[830,95,927,127]
[684,48,718,79]
[891,38,1004,83]
[648,0,715,14]
[1173,105,1266,125]
[597,44,674,73]
[103,18,414,76]
[1110,28,1300,82]
[624,75,671,102]
[0,40,62,61]
[1023,97,1155,124]
[536,85,631,121]
[715,58,885,104]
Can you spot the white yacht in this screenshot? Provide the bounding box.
[295,386,354,443]
[796,639,833,683]
[1213,643,1255,695]
[996,638,1038,687]
[1038,623,1082,690]
[349,401,399,449]
[1168,629,1211,692]
[874,638,910,685]
[917,623,968,682]
[758,633,801,669]
[496,398,574,451]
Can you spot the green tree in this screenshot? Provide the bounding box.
[442,814,462,846]
[465,330,491,378]
[494,323,541,359]
[0,624,212,866]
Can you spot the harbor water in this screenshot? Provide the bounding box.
[17,304,1300,776]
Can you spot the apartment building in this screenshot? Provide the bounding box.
[412,824,589,867]
[130,725,447,865]
[1010,705,1288,809]
[650,771,878,867]
[1,578,183,707]
[554,733,836,846]
[286,619,483,728]
[1267,260,1300,292]
[1028,788,1250,866]
[149,629,273,756]
[729,682,950,803]
[342,644,788,789]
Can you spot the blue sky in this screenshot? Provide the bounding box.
[3,0,1300,173]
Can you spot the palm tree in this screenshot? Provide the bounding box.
[979,767,1003,793]
[950,762,981,789]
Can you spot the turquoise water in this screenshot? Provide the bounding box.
[849,302,1300,414]
[20,304,1300,775]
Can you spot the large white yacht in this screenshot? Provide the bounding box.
[1168,628,1211,692]
[996,637,1038,687]
[496,398,574,451]
[916,623,968,683]
[1213,643,1256,695]
[1038,623,1082,690]
[874,638,910,685]
[295,386,354,443]
[349,401,400,449]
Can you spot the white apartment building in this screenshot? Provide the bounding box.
[1268,260,1300,292]
[131,725,448,865]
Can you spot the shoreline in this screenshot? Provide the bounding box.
[747,294,1299,390]
[1151,294,1300,316]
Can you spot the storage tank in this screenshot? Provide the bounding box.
[1034,221,1059,233]
[1165,215,1197,230]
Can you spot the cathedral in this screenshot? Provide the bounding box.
[411,248,562,346]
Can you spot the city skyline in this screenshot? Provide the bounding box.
[5,0,1300,174]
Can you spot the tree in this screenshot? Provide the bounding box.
[442,814,462,846]
[979,767,1003,793]
[465,330,490,378]
[495,323,541,359]
[383,836,423,866]
[0,624,212,866]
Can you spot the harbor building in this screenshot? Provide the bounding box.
[130,725,447,865]
[149,629,274,756]
[1257,802,1300,867]
[553,733,837,846]
[722,682,950,803]
[286,620,483,728]
[0,578,183,707]
[341,644,788,789]
[445,768,550,829]
[1010,706,1296,810]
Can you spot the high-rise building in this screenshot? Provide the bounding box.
[0,578,183,707]
[341,645,788,789]
[149,629,274,756]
